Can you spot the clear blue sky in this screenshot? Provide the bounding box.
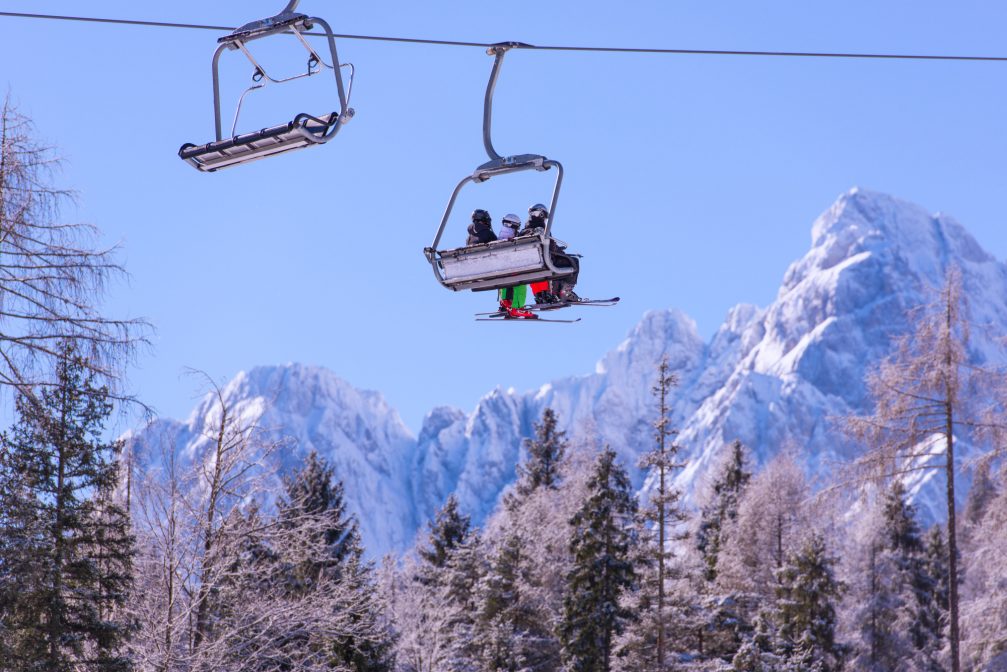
[1,1,1005,431]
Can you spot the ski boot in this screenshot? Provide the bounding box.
[507,307,538,319]
[558,287,582,303]
[500,299,537,319]
[534,290,561,304]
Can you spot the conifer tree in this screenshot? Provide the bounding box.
[475,533,559,671]
[922,526,950,662]
[774,534,844,672]
[560,447,637,672]
[845,482,944,671]
[418,494,472,574]
[439,530,485,671]
[280,450,363,576]
[515,407,569,498]
[732,611,788,671]
[0,345,135,671]
[959,479,1007,669]
[882,481,943,668]
[697,440,751,583]
[279,451,392,672]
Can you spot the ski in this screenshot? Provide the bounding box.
[477,315,581,323]
[526,296,621,312]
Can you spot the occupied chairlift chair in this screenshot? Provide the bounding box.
[424,43,575,293]
[179,0,355,172]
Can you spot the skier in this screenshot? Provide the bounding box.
[520,203,581,303]
[497,212,522,242]
[496,213,536,319]
[466,209,497,245]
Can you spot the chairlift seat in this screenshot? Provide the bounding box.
[429,234,576,292]
[179,112,339,172]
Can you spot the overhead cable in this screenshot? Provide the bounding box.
[1,10,1006,62]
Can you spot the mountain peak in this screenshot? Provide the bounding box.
[596,308,704,376]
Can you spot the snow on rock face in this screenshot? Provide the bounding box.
[129,364,418,558]
[666,188,1007,516]
[130,188,1007,554]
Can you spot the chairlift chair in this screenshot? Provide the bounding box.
[424,44,576,293]
[179,0,355,172]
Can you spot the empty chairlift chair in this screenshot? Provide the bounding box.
[179,0,354,172]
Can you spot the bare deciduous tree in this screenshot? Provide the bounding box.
[0,96,147,394]
[846,267,1002,672]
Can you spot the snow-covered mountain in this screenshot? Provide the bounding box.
[128,188,1007,554]
[128,366,419,557]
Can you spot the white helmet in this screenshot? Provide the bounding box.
[502,213,521,229]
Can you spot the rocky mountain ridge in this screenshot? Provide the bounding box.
[129,188,1007,555]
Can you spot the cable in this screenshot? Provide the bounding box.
[0,10,230,32]
[1,9,1007,62]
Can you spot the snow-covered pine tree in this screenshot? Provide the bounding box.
[513,407,569,500]
[843,482,944,671]
[960,473,1007,669]
[697,441,751,584]
[731,611,788,671]
[438,530,485,671]
[280,450,363,570]
[0,345,135,671]
[922,525,950,657]
[613,517,669,672]
[474,532,558,671]
[883,482,944,669]
[963,461,997,529]
[774,533,844,672]
[279,451,393,672]
[560,447,637,672]
[399,495,482,671]
[418,494,472,577]
[478,441,599,671]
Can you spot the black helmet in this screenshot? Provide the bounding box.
[472,208,491,223]
[528,203,548,219]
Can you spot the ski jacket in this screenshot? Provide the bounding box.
[497,225,518,241]
[466,222,497,245]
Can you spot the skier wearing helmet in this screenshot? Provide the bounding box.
[496,213,536,319]
[521,203,581,304]
[466,209,497,245]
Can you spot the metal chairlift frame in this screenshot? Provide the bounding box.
[424,43,574,292]
[179,0,354,172]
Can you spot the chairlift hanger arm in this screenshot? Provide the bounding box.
[482,42,532,162]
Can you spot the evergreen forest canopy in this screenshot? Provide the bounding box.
[1,100,1007,672]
